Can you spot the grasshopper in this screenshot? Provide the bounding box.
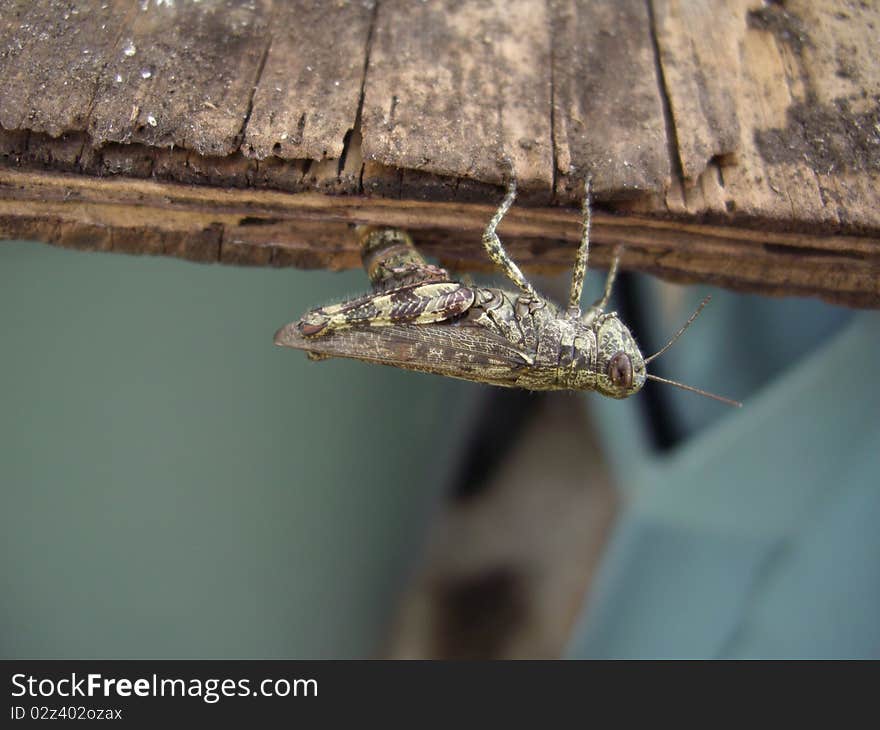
[275,177,740,407]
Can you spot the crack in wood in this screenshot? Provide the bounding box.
[81,3,141,140]
[645,0,684,185]
[341,0,378,193]
[548,26,558,202]
[238,33,275,150]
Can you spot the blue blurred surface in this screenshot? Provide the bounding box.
[568,281,879,659]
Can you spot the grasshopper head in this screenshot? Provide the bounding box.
[587,298,741,407]
[594,314,646,399]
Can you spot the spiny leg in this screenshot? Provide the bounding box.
[567,175,593,316]
[482,177,540,299]
[582,245,623,325]
[594,245,622,311]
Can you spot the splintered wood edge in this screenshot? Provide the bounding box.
[0,168,877,309]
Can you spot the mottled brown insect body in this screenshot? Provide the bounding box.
[275,178,739,407]
[360,228,449,290]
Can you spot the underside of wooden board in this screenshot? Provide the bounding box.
[0,0,878,308]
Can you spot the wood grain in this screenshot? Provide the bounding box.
[0,0,134,136]
[550,0,671,200]
[1,167,876,307]
[651,0,880,229]
[0,0,878,307]
[361,0,554,197]
[88,0,272,157]
[242,0,375,163]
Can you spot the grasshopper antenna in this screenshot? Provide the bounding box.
[645,374,742,408]
[644,295,711,364]
[643,294,741,407]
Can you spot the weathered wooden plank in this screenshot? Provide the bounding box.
[0,0,134,136]
[652,0,827,223]
[778,0,880,231]
[88,0,272,157]
[550,0,671,201]
[242,0,374,163]
[360,0,554,197]
[0,0,878,308]
[652,0,880,229]
[2,168,877,308]
[647,0,744,182]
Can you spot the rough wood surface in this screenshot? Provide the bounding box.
[0,1,130,136]
[88,0,272,157]
[649,0,880,230]
[361,0,553,197]
[550,0,671,198]
[0,0,878,307]
[243,1,373,163]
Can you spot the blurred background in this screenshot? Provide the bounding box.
[1,239,878,659]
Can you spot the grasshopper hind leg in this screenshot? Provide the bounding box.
[482,177,540,299]
[298,281,475,339]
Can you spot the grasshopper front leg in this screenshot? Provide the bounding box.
[569,177,621,325]
[567,175,593,317]
[581,246,623,326]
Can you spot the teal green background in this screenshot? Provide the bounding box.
[0,241,475,658]
[3,239,878,659]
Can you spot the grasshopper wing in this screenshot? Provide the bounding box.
[297,282,474,337]
[274,319,533,385]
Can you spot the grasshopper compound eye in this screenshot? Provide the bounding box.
[608,351,633,390]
